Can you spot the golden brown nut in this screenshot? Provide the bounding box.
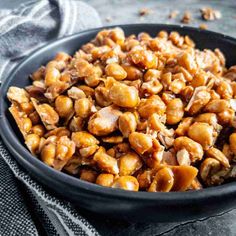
[141,79,163,96]
[217,109,235,125]
[152,138,166,161]
[162,150,178,166]
[93,147,119,174]
[55,136,76,167]
[209,90,221,100]
[121,64,143,81]
[174,136,204,162]
[77,85,95,97]
[187,122,215,150]
[118,152,143,176]
[74,98,92,118]
[161,72,172,89]
[169,76,185,94]
[96,174,114,187]
[124,37,139,51]
[113,143,131,158]
[200,158,221,185]
[123,79,142,90]
[32,124,45,137]
[91,45,110,59]
[185,87,211,115]
[109,82,139,108]
[45,66,61,87]
[143,69,161,82]
[85,65,102,86]
[148,167,174,192]
[190,71,208,88]
[204,99,230,113]
[206,147,230,168]
[25,85,46,102]
[37,104,59,128]
[107,148,116,157]
[158,30,168,38]
[148,113,174,137]
[175,117,193,136]
[71,131,99,149]
[54,52,71,63]
[31,98,59,130]
[94,85,112,107]
[101,47,120,63]
[176,149,191,166]
[79,145,99,158]
[80,169,98,183]
[25,134,41,154]
[181,86,194,103]
[178,51,197,74]
[67,87,86,100]
[55,95,73,118]
[129,48,158,69]
[7,87,29,104]
[20,102,34,115]
[188,177,203,190]
[41,136,75,170]
[118,112,137,137]
[216,80,233,99]
[138,95,166,118]
[149,38,166,51]
[85,75,100,87]
[88,105,122,136]
[112,176,139,191]
[105,63,127,80]
[74,59,94,77]
[22,118,32,133]
[129,132,153,155]
[137,170,153,189]
[169,31,184,46]
[69,116,84,132]
[166,98,184,125]
[31,66,45,81]
[195,113,218,127]
[108,27,125,45]
[40,142,56,167]
[171,166,198,191]
[161,92,175,104]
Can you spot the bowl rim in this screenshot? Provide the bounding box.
[1,23,236,202]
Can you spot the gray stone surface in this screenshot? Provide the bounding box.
[1,0,236,235]
[89,0,236,38]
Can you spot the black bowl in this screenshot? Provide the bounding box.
[1,24,236,222]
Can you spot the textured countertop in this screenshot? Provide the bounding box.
[1,0,236,235]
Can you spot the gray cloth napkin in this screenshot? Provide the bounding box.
[0,0,102,235]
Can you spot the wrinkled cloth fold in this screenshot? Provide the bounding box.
[0,0,101,235]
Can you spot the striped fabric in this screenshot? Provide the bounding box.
[0,1,101,235]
